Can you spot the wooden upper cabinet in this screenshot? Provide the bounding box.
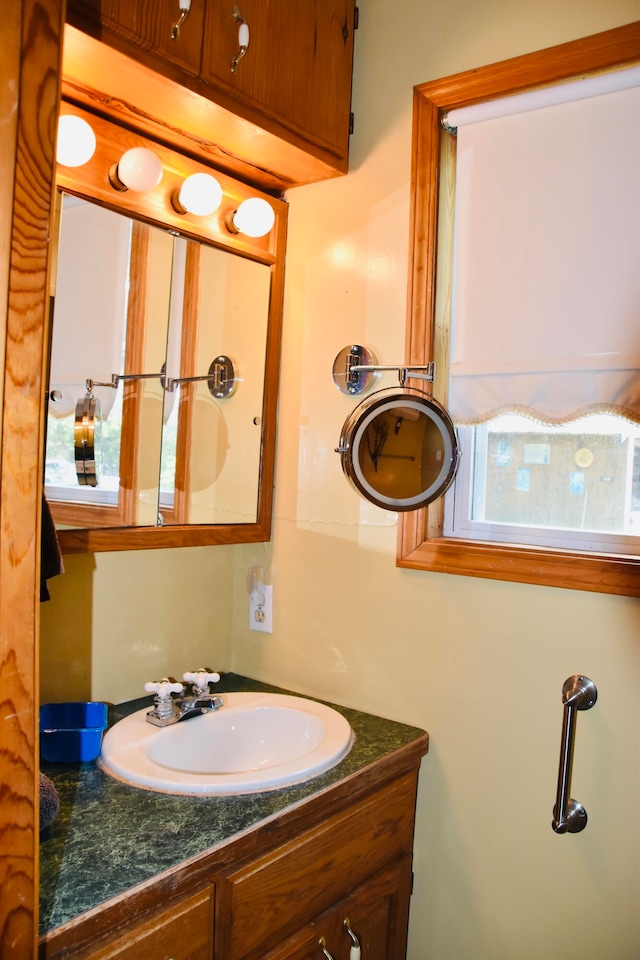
[200,0,356,161]
[64,0,357,182]
[67,0,206,76]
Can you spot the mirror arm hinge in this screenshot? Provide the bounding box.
[354,5,359,29]
[349,112,355,135]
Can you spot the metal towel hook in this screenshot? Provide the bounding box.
[552,675,597,834]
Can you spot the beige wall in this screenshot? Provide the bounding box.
[40,545,235,704]
[232,1,640,958]
[39,1,640,958]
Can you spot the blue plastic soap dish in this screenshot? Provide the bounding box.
[40,702,108,763]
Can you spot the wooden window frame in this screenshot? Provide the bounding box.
[396,21,640,597]
[48,217,150,528]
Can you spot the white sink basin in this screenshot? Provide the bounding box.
[99,692,354,795]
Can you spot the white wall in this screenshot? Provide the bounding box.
[231,2,640,958]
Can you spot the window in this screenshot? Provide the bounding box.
[397,23,640,596]
[446,414,640,554]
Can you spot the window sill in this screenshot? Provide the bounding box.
[397,514,640,596]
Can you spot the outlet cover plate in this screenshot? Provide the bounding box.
[249,585,273,633]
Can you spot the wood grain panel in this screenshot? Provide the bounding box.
[61,25,347,191]
[68,0,206,77]
[0,0,63,954]
[260,857,413,960]
[201,0,355,159]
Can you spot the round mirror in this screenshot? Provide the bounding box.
[336,388,460,511]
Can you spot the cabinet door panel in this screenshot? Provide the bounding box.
[67,0,205,75]
[262,857,413,960]
[220,774,417,960]
[201,0,355,159]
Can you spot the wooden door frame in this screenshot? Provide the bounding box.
[0,0,63,952]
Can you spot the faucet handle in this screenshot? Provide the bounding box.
[183,669,221,696]
[144,679,184,697]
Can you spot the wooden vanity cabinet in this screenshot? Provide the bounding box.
[65,0,357,178]
[40,765,424,960]
[216,772,417,960]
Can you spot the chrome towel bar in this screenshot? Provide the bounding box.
[552,675,597,834]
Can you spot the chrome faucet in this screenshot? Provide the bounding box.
[144,670,223,726]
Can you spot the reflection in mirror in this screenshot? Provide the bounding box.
[159,241,271,524]
[337,389,460,511]
[46,195,271,530]
[46,195,173,528]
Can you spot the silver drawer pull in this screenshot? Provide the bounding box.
[344,918,362,960]
[552,675,597,834]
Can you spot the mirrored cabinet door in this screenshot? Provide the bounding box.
[46,194,272,531]
[159,240,271,525]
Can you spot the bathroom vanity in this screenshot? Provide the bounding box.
[38,677,428,960]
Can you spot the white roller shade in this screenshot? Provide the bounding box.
[449,69,640,425]
[49,197,131,419]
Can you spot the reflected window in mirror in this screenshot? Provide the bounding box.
[47,196,174,527]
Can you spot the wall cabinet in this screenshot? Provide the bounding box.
[66,0,206,76]
[40,773,420,960]
[64,0,357,189]
[200,0,356,162]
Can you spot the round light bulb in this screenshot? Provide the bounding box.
[232,197,275,237]
[56,115,96,167]
[178,173,223,216]
[116,147,163,192]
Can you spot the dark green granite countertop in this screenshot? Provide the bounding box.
[39,674,427,937]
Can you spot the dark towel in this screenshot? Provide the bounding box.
[40,491,64,601]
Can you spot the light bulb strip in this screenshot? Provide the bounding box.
[56,103,283,260]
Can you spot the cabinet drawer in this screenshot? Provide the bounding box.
[75,886,214,960]
[261,856,413,960]
[219,773,418,960]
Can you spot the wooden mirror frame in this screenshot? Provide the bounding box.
[396,21,640,597]
[51,104,287,553]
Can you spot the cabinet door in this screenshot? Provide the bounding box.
[200,0,356,161]
[262,857,413,960]
[219,774,417,960]
[67,0,205,76]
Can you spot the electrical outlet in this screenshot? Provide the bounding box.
[249,585,273,633]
